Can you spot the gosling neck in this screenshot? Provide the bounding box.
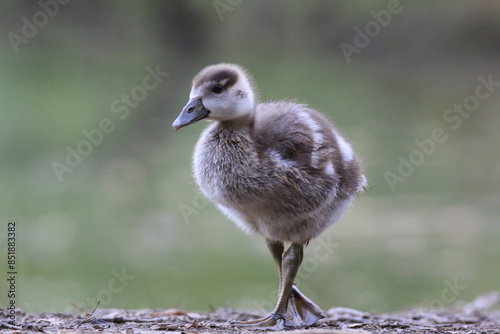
[219,111,255,130]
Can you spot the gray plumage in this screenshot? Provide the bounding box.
[193,101,366,243]
[173,63,367,329]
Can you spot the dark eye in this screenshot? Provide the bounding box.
[212,84,223,94]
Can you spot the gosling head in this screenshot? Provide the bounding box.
[173,63,256,130]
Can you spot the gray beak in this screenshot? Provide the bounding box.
[172,97,210,130]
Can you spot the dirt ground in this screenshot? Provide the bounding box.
[2,293,499,334]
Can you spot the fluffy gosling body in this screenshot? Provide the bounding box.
[173,63,367,329]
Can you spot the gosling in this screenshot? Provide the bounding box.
[173,63,367,329]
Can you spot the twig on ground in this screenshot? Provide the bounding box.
[76,300,101,328]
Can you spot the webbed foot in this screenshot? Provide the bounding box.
[231,312,285,330]
[285,285,326,326]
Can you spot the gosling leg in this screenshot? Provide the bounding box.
[232,242,312,329]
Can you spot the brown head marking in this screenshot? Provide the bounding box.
[193,68,239,90]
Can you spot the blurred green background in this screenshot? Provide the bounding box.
[1,1,499,315]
